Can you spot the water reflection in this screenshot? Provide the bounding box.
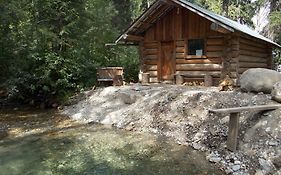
[0,110,223,175]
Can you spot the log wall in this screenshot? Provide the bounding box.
[140,6,273,84]
[141,41,160,83]
[238,35,271,75]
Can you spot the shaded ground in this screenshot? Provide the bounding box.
[63,84,281,175]
[0,108,222,175]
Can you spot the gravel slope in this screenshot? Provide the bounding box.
[63,84,281,175]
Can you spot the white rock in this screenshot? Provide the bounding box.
[225,167,233,174]
[209,157,221,163]
[234,160,241,165]
[268,141,278,146]
[239,68,281,93]
[271,81,281,102]
[192,142,202,150]
[254,169,264,175]
[207,152,221,163]
[259,158,273,172]
[232,165,241,172]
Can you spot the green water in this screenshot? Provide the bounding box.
[0,111,222,175]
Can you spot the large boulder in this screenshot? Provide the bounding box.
[239,68,281,93]
[271,81,281,102]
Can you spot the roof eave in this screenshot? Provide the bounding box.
[115,0,163,44]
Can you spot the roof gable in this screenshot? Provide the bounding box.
[116,0,280,48]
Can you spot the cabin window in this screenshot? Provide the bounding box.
[187,39,204,56]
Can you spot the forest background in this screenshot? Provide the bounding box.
[0,0,280,105]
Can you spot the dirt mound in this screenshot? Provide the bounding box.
[62,84,281,175]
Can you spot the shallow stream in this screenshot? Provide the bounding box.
[0,109,223,175]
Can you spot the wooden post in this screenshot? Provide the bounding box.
[113,75,123,86]
[142,73,150,84]
[221,35,232,80]
[139,41,145,82]
[204,74,213,87]
[176,74,184,85]
[227,112,240,151]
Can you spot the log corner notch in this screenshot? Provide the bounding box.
[122,34,144,41]
[210,23,232,34]
[221,34,233,80]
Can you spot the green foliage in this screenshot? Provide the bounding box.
[190,0,260,27]
[269,11,281,64]
[0,0,139,105]
[1,0,271,105]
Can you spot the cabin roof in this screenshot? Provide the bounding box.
[115,0,280,48]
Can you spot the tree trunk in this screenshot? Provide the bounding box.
[222,0,229,17]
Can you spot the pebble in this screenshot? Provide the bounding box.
[234,160,241,165]
[192,143,202,150]
[268,141,278,146]
[258,158,273,172]
[207,152,221,163]
[231,165,241,172]
[209,157,221,163]
[254,169,264,175]
[225,167,233,174]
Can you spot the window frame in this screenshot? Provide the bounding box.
[186,38,206,59]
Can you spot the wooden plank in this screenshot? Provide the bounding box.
[149,77,159,83]
[144,59,158,65]
[232,44,239,51]
[267,46,273,69]
[207,39,224,46]
[206,51,222,58]
[144,49,158,55]
[176,64,222,71]
[227,112,240,152]
[145,55,157,60]
[176,40,185,47]
[238,68,249,74]
[240,43,267,53]
[206,45,223,52]
[148,71,157,77]
[183,78,204,82]
[144,42,158,48]
[209,104,281,113]
[240,50,268,58]
[239,55,267,63]
[176,53,185,58]
[239,37,267,49]
[146,65,157,71]
[176,47,185,53]
[175,7,183,40]
[157,42,162,81]
[239,62,267,68]
[176,71,220,78]
[176,58,221,64]
[97,78,113,82]
[176,71,235,78]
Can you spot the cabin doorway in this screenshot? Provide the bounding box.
[160,41,174,81]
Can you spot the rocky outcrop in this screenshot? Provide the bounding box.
[271,81,281,103]
[239,68,281,93]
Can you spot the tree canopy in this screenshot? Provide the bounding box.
[0,0,280,106]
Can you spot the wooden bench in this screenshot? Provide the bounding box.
[209,104,281,151]
[97,67,124,86]
[175,73,213,86]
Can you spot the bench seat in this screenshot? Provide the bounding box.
[209,104,281,151]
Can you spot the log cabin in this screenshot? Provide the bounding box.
[115,0,281,85]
